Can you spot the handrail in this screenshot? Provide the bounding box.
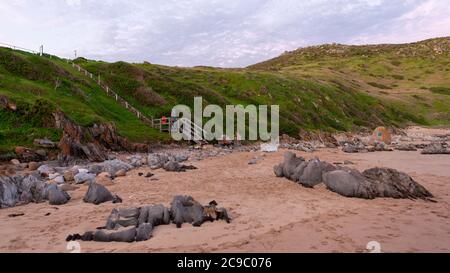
[0,42,39,54]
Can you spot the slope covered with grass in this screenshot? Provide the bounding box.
[78,58,421,136]
[0,47,168,153]
[248,37,450,125]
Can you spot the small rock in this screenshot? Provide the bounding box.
[77,168,89,174]
[48,173,61,180]
[115,169,127,177]
[145,172,154,178]
[60,184,79,192]
[74,172,96,184]
[63,170,76,183]
[28,161,40,171]
[33,138,56,148]
[52,175,65,184]
[343,160,354,165]
[10,159,20,165]
[138,173,144,177]
[38,165,55,177]
[35,149,47,157]
[248,158,258,165]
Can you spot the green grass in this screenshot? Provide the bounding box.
[429,87,450,95]
[0,47,168,152]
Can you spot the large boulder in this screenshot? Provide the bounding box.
[18,175,48,204]
[395,143,417,151]
[273,153,336,188]
[148,153,169,169]
[323,167,433,200]
[1,175,48,208]
[83,183,122,205]
[273,152,305,180]
[47,184,71,205]
[323,169,378,199]
[274,153,433,201]
[362,168,433,200]
[0,176,20,208]
[105,208,141,230]
[163,161,197,172]
[101,159,133,176]
[170,195,205,228]
[421,143,450,154]
[298,159,336,188]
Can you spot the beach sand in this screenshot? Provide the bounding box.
[0,127,449,253]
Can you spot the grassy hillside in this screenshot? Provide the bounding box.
[77,59,422,136]
[1,37,449,153]
[0,47,168,153]
[248,37,450,126]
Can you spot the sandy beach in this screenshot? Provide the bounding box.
[0,127,449,253]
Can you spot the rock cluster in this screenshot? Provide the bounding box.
[0,174,70,208]
[66,196,230,243]
[421,142,450,154]
[274,152,433,200]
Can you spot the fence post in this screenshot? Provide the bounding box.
[106,86,109,93]
[98,75,101,84]
[125,102,128,109]
[115,94,118,101]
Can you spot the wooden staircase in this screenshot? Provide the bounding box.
[70,62,206,145]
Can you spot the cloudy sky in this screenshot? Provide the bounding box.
[1,0,449,67]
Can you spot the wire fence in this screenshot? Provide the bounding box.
[0,42,40,54]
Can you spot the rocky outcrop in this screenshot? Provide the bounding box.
[163,161,197,172]
[1,174,72,208]
[421,142,450,154]
[170,195,205,228]
[395,143,417,151]
[53,111,149,163]
[273,152,336,187]
[362,167,433,199]
[170,195,230,228]
[274,152,433,200]
[67,196,230,243]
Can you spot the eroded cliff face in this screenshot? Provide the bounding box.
[53,111,149,162]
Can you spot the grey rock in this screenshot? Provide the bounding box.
[170,195,205,228]
[47,184,71,205]
[323,170,378,199]
[362,167,433,200]
[37,165,55,177]
[421,143,450,154]
[136,223,154,241]
[74,172,95,184]
[395,143,417,151]
[1,175,48,208]
[101,159,133,176]
[163,161,197,172]
[83,182,121,205]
